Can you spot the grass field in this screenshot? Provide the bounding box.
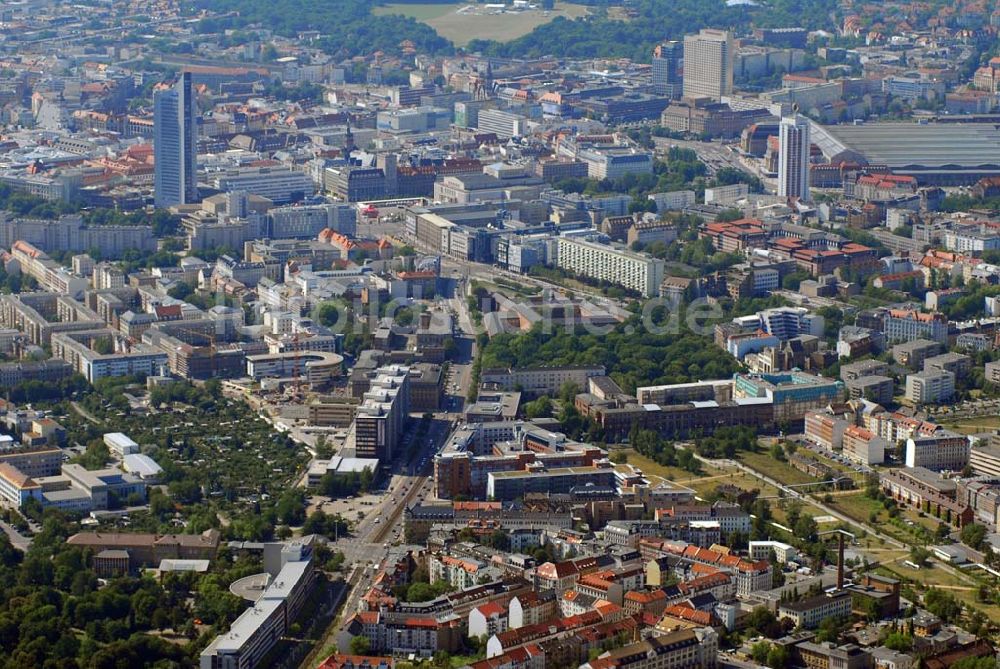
[616,449,790,503]
[614,449,723,487]
[826,491,943,547]
[945,416,1000,434]
[879,561,1000,620]
[373,1,590,45]
[738,451,818,486]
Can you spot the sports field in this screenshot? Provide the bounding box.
[373,2,590,45]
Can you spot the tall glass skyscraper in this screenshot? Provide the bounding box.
[652,41,682,99]
[154,71,198,207]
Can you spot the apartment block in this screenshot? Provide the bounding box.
[50,329,167,383]
[804,411,850,450]
[581,626,718,669]
[905,370,955,405]
[845,375,894,405]
[842,425,887,465]
[905,431,969,471]
[555,236,664,297]
[892,339,943,370]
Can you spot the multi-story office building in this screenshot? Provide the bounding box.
[748,541,798,564]
[778,115,810,200]
[210,167,314,205]
[477,109,526,139]
[0,462,42,506]
[648,190,695,212]
[682,29,734,100]
[660,98,773,139]
[555,236,664,297]
[578,148,654,180]
[905,431,969,471]
[154,72,198,207]
[0,447,62,479]
[200,539,315,669]
[354,365,410,461]
[479,366,605,397]
[268,203,356,239]
[652,42,683,98]
[455,99,494,128]
[752,306,824,340]
[733,372,844,424]
[0,216,154,259]
[487,466,616,501]
[906,370,955,404]
[778,591,853,629]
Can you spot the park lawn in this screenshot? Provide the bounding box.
[945,416,1000,434]
[879,561,1000,620]
[826,492,939,546]
[615,449,723,486]
[375,1,590,45]
[615,450,789,500]
[827,492,886,525]
[688,470,786,502]
[738,450,818,486]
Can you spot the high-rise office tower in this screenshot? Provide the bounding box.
[778,114,810,201]
[681,29,734,100]
[154,71,198,208]
[652,41,683,99]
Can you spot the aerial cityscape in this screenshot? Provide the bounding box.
[5,0,1000,668]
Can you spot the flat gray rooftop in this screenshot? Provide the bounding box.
[819,123,1000,169]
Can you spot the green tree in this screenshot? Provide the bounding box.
[909,546,930,567]
[523,395,553,419]
[961,523,987,550]
[766,645,789,669]
[883,632,913,652]
[750,641,770,665]
[316,301,342,327]
[349,635,371,655]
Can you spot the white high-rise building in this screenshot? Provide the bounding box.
[778,115,810,201]
[682,29,734,100]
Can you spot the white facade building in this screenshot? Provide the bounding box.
[778,115,810,200]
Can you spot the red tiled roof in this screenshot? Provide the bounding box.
[661,604,712,625]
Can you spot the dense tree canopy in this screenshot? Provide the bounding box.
[480,318,739,394]
[467,0,839,60]
[193,0,453,57]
